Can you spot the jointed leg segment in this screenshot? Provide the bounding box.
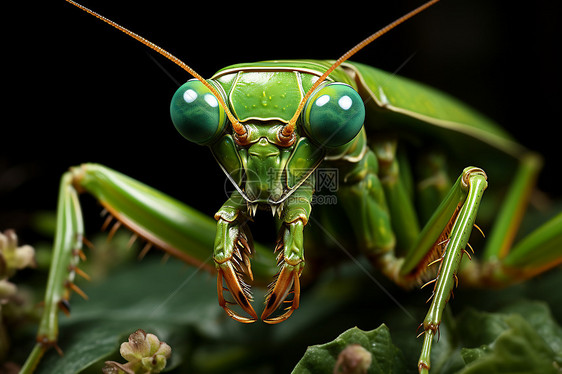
[416,168,488,373]
[212,175,312,323]
[21,163,224,373]
[214,192,258,322]
[261,219,305,323]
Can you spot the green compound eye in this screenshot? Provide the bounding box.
[170,79,227,145]
[303,82,365,147]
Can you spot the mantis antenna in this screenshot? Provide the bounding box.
[279,0,441,143]
[65,0,248,140]
[66,0,439,145]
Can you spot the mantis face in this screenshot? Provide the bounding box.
[170,69,365,215]
[169,67,365,322]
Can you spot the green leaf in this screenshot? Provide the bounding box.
[453,302,562,374]
[459,314,559,374]
[36,321,122,374]
[34,257,217,374]
[292,325,405,374]
[499,300,562,365]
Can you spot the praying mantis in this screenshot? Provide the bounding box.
[3,1,561,373]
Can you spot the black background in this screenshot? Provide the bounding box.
[3,1,560,243]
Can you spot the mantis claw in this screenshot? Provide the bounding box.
[213,211,258,322]
[261,263,301,324]
[216,264,258,323]
[261,219,306,323]
[216,265,257,323]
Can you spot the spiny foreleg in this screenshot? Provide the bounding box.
[261,179,313,323]
[214,191,258,323]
